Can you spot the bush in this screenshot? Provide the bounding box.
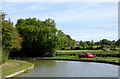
[70,46,75,50]
[61,48,65,50]
[86,46,93,50]
[45,49,56,57]
[2,50,9,64]
[75,47,81,50]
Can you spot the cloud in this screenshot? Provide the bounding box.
[71,30,118,41]
[2,2,118,41]
[62,27,118,41]
[3,0,119,2]
[3,2,117,24]
[24,5,51,12]
[88,24,118,28]
[52,7,117,23]
[34,2,117,23]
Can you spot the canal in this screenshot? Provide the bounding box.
[19,60,118,77]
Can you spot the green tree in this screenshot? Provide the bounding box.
[56,30,75,49]
[91,40,94,46]
[100,39,111,45]
[86,41,91,45]
[115,39,120,46]
[1,12,22,63]
[16,18,58,57]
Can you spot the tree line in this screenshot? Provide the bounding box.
[75,39,120,50]
[1,12,120,64]
[1,12,75,63]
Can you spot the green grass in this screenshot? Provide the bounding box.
[55,55,119,63]
[55,55,77,57]
[36,56,119,63]
[1,60,34,77]
[56,50,119,55]
[56,50,103,53]
[78,57,119,62]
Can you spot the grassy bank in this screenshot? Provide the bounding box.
[1,60,34,77]
[56,50,103,53]
[79,57,119,62]
[55,56,119,62]
[56,50,119,56]
[35,56,119,63]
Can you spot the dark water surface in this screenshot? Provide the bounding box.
[19,60,119,77]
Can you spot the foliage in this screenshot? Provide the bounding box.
[1,12,22,63]
[14,18,58,57]
[115,39,120,46]
[57,30,76,49]
[14,18,76,57]
[2,20,22,51]
[75,47,81,50]
[77,39,120,50]
[2,50,9,63]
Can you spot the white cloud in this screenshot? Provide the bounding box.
[72,31,118,41]
[3,2,117,24]
[32,2,117,23]
[63,28,118,41]
[88,24,118,28]
[24,5,51,12]
[3,0,119,2]
[2,2,118,41]
[49,6,117,22]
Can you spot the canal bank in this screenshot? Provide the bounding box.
[2,60,34,78]
[4,58,119,78]
[9,57,120,66]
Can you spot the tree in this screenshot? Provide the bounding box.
[1,12,22,63]
[15,18,58,57]
[100,39,111,45]
[115,39,120,46]
[56,30,75,49]
[91,40,94,46]
[80,41,88,49]
[86,41,91,45]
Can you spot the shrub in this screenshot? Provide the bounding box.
[45,49,56,57]
[2,50,9,64]
[61,48,65,50]
[75,47,81,50]
[70,46,75,50]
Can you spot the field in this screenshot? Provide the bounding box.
[1,60,34,77]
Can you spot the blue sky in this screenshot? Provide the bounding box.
[2,1,118,42]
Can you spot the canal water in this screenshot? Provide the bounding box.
[19,60,118,77]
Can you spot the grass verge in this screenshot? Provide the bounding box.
[78,57,119,63]
[36,56,119,63]
[2,60,34,77]
[56,50,103,53]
